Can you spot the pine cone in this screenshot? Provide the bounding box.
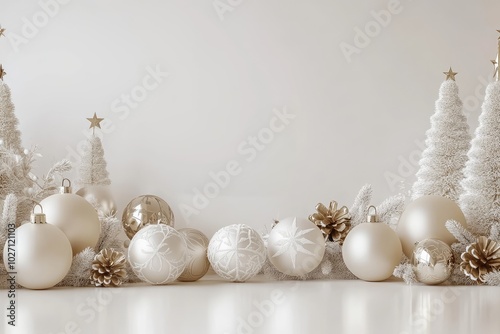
[90,248,127,287]
[309,201,351,243]
[460,236,500,283]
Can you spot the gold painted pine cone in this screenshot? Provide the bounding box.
[90,248,128,287]
[308,201,351,243]
[460,236,500,283]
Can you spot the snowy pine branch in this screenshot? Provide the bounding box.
[377,194,405,224]
[488,223,500,242]
[58,248,96,287]
[484,271,500,286]
[393,262,417,284]
[445,219,476,245]
[350,184,372,227]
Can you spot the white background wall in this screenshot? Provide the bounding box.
[1,0,499,237]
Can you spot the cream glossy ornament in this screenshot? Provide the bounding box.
[40,179,101,255]
[76,186,117,216]
[128,224,187,284]
[342,206,402,281]
[208,224,266,282]
[267,217,325,276]
[122,195,174,239]
[411,239,453,285]
[397,195,467,258]
[178,228,210,282]
[3,204,72,289]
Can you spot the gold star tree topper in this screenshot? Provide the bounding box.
[443,67,457,81]
[87,113,104,135]
[0,65,6,80]
[491,30,500,81]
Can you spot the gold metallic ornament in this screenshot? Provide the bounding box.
[40,179,101,255]
[2,203,73,289]
[397,195,467,258]
[122,194,175,239]
[178,228,210,282]
[342,206,402,281]
[411,239,454,285]
[460,236,500,284]
[76,186,117,216]
[308,201,351,243]
[90,248,127,287]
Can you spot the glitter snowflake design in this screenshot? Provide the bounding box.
[267,217,325,276]
[271,218,316,268]
[208,224,266,282]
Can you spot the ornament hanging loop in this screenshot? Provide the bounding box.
[367,205,379,223]
[31,202,46,224]
[60,178,72,194]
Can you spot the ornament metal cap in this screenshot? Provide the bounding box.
[59,178,72,194]
[367,205,379,223]
[31,203,46,224]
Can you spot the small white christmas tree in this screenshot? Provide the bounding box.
[0,77,23,153]
[411,68,471,202]
[459,80,500,235]
[77,136,111,186]
[77,113,111,187]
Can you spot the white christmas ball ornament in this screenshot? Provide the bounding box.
[397,195,467,258]
[3,205,72,289]
[343,206,402,281]
[208,224,266,282]
[40,179,101,255]
[267,217,325,276]
[177,228,210,282]
[128,224,187,284]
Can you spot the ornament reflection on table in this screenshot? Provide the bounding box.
[411,239,453,285]
[128,224,187,284]
[343,206,402,281]
[40,179,101,255]
[208,224,266,282]
[2,203,73,289]
[397,195,467,258]
[267,217,325,276]
[122,195,174,239]
[178,228,210,282]
[76,186,117,216]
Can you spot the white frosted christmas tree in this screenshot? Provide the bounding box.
[459,80,500,235]
[411,68,471,202]
[0,67,71,217]
[76,113,111,187]
[0,73,22,153]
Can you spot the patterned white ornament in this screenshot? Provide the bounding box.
[208,224,266,282]
[128,224,187,284]
[267,217,325,276]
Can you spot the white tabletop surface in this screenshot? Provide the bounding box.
[1,274,499,334]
